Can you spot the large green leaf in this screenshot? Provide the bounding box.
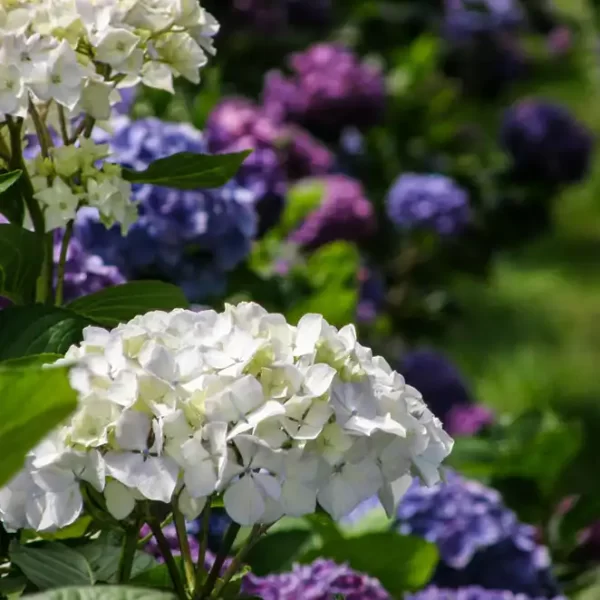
[121,150,251,189]
[0,170,24,224]
[10,542,94,590]
[129,558,183,591]
[0,364,77,487]
[298,532,439,595]
[76,537,157,583]
[0,353,63,368]
[0,305,93,360]
[0,224,43,303]
[244,529,316,575]
[67,281,189,327]
[25,587,175,600]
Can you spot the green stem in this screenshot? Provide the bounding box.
[6,117,44,235]
[197,522,240,600]
[210,525,263,599]
[148,518,188,600]
[117,519,141,584]
[173,503,196,593]
[138,514,173,549]
[57,105,70,146]
[41,233,54,305]
[194,503,211,593]
[27,100,53,157]
[54,220,73,306]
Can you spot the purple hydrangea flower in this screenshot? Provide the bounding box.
[386,174,471,237]
[500,100,594,184]
[289,175,376,250]
[406,585,566,600]
[445,404,495,437]
[241,559,391,600]
[396,471,561,597]
[263,43,385,139]
[75,117,257,301]
[205,96,333,186]
[444,0,525,40]
[113,86,137,115]
[54,230,125,303]
[400,349,474,425]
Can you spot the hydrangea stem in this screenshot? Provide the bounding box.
[54,220,73,306]
[196,521,240,600]
[194,503,211,591]
[211,524,263,599]
[117,518,141,584]
[173,503,196,593]
[147,518,188,600]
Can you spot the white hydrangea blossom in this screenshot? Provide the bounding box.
[0,0,218,119]
[0,304,453,531]
[26,141,137,231]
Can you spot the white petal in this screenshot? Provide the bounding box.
[280,480,317,517]
[115,411,151,452]
[303,364,336,397]
[378,474,412,519]
[47,488,83,530]
[294,314,323,356]
[223,475,265,526]
[105,480,136,520]
[227,401,285,439]
[178,488,206,520]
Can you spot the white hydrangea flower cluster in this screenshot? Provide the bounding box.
[26,139,137,232]
[0,304,453,531]
[0,0,218,119]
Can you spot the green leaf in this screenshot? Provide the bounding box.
[24,586,175,600]
[22,517,93,543]
[0,353,63,368]
[67,281,189,327]
[121,150,252,189]
[0,224,44,303]
[76,538,157,583]
[298,532,439,595]
[10,541,94,590]
[0,305,93,360]
[0,364,77,487]
[244,529,316,575]
[0,170,24,224]
[129,558,182,591]
[280,180,325,234]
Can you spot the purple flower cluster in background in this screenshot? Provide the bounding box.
[242,559,391,600]
[263,43,386,140]
[444,0,525,40]
[406,585,566,600]
[386,174,471,237]
[75,116,257,301]
[357,267,386,323]
[399,349,492,433]
[289,175,376,250]
[396,471,561,597]
[54,230,125,303]
[501,99,594,185]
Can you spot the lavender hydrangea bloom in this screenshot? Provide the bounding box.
[241,559,391,600]
[113,86,137,115]
[400,350,473,424]
[444,0,525,40]
[263,43,385,139]
[54,230,125,303]
[445,404,495,437]
[396,471,561,597]
[357,267,386,323]
[500,100,594,184]
[75,117,257,301]
[289,175,376,250]
[406,585,566,600]
[386,174,471,237]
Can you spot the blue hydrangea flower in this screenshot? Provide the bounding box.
[75,117,257,301]
[396,471,561,597]
[444,0,525,40]
[386,174,471,237]
[54,230,125,303]
[500,99,594,185]
[406,585,566,600]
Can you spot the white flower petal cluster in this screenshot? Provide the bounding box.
[0,304,453,531]
[0,0,218,118]
[25,140,137,232]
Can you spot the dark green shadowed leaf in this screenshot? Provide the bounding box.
[298,532,439,595]
[0,364,77,487]
[121,150,252,189]
[0,305,94,360]
[0,224,43,303]
[24,586,175,600]
[10,542,94,589]
[67,281,189,327]
[0,170,24,224]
